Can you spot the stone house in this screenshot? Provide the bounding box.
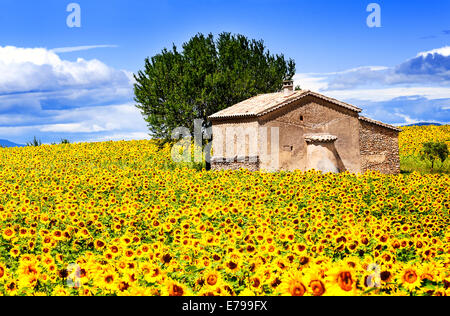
[208,80,401,174]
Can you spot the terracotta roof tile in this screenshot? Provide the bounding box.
[304,134,338,143]
[359,116,402,132]
[208,90,362,120]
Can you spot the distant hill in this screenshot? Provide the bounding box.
[404,122,442,127]
[0,139,26,148]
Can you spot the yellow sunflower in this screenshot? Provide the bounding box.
[51,285,70,296]
[325,265,357,296]
[397,265,421,292]
[203,269,222,289]
[303,269,327,296]
[278,270,308,296]
[0,263,7,281]
[97,270,119,292]
[142,263,164,283]
[162,278,191,296]
[2,228,15,240]
[5,280,18,296]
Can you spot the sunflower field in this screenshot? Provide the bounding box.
[399,125,450,173]
[0,126,449,296]
[399,125,450,157]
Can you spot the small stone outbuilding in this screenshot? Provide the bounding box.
[208,80,401,174]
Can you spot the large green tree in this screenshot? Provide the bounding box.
[134,32,295,142]
[420,141,449,170]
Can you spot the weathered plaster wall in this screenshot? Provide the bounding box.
[258,96,361,172]
[359,120,400,174]
[211,119,260,171]
[211,119,259,159]
[306,142,340,173]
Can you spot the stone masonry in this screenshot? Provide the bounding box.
[211,156,260,171]
[359,118,401,174]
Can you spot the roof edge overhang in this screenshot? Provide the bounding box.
[208,90,362,121]
[359,116,402,132]
[208,113,256,121]
[304,134,338,143]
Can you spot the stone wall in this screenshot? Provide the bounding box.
[211,156,260,171]
[359,120,400,174]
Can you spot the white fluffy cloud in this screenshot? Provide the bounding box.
[324,87,450,102]
[294,46,450,125]
[50,45,118,54]
[297,46,450,92]
[0,46,149,144]
[0,103,149,143]
[38,104,147,134]
[0,46,130,94]
[417,46,450,57]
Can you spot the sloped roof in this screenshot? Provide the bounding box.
[359,116,402,132]
[304,134,338,143]
[208,90,362,120]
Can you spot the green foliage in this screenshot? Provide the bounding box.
[395,247,418,263]
[134,32,296,143]
[401,155,450,174]
[26,136,42,147]
[60,139,70,144]
[419,141,449,170]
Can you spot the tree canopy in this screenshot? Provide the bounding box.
[420,141,449,170]
[134,32,296,142]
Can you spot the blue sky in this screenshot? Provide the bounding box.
[0,0,449,144]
